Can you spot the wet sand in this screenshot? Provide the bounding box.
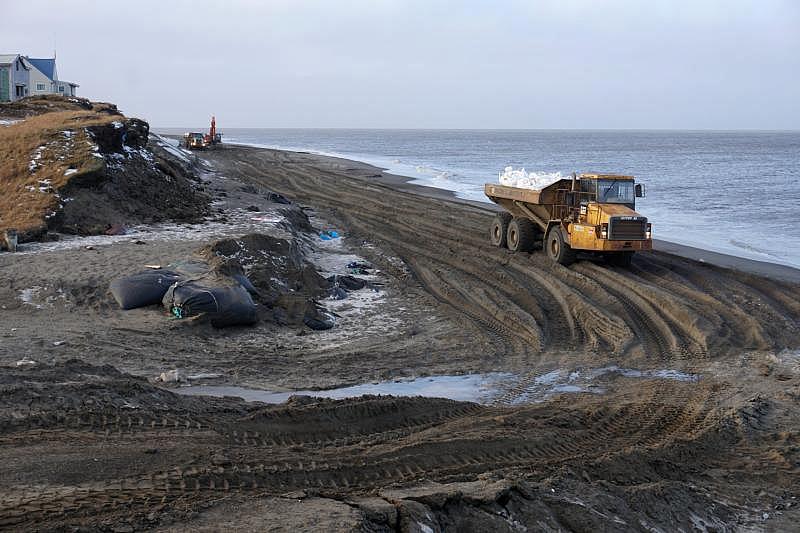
[1,143,799,531]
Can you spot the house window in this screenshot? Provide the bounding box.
[36,83,46,91]
[59,86,64,92]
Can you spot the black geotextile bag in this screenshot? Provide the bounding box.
[110,270,184,310]
[326,274,367,291]
[162,281,258,328]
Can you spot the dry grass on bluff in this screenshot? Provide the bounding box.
[0,98,122,236]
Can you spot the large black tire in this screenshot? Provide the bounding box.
[607,251,634,267]
[507,218,538,253]
[489,213,512,247]
[546,227,576,265]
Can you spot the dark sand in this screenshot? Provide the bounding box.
[1,143,798,531]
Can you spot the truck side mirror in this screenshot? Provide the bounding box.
[635,183,646,198]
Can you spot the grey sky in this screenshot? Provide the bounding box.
[3,0,798,128]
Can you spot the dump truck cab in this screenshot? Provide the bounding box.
[568,173,651,254]
[484,172,652,266]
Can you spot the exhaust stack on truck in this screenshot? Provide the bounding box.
[484,173,651,266]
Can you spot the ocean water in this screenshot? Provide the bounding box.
[160,128,800,268]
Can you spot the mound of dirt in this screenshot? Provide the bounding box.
[0,94,114,119]
[0,95,210,241]
[200,230,329,300]
[0,359,251,432]
[54,120,210,236]
[198,229,332,326]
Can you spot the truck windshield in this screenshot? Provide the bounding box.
[597,179,635,203]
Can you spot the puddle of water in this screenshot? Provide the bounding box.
[534,369,562,385]
[175,365,700,406]
[177,373,514,405]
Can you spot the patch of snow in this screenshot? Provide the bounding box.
[160,141,192,163]
[504,365,699,405]
[29,146,46,172]
[592,365,699,383]
[112,121,123,129]
[0,119,20,126]
[64,168,78,176]
[187,373,223,381]
[534,369,562,386]
[18,287,44,309]
[13,207,289,255]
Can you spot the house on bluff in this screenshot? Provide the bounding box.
[0,54,79,102]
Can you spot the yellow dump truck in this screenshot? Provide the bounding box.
[485,173,651,266]
[183,132,207,150]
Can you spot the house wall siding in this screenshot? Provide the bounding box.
[55,82,76,96]
[29,67,52,95]
[11,58,30,100]
[0,65,10,101]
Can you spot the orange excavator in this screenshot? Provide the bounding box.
[204,116,223,146]
[184,117,223,150]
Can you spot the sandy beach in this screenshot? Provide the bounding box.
[1,142,799,531]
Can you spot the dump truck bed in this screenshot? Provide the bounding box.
[484,183,544,204]
[485,179,572,205]
[485,179,574,230]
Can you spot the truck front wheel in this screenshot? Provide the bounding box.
[546,228,576,265]
[489,213,512,247]
[507,218,538,253]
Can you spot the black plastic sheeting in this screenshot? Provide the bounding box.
[231,273,259,296]
[326,274,367,291]
[303,304,336,330]
[109,270,184,310]
[329,286,348,300]
[267,192,290,204]
[162,281,258,328]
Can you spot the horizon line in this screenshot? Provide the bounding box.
[151,126,800,133]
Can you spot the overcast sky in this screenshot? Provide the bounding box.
[3,0,798,129]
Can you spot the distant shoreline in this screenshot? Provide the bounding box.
[221,141,800,284]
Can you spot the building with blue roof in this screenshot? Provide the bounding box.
[0,53,79,102]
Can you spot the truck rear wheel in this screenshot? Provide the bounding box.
[489,213,512,247]
[507,218,537,253]
[546,227,576,265]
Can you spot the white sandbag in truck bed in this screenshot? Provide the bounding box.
[498,166,563,190]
